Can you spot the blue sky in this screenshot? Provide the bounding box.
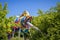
[0,0,60,17]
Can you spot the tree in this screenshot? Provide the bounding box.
[30,3,60,40]
[0,3,15,40]
[37,9,44,16]
[0,3,8,40]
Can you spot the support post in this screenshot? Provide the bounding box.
[23,33,27,40]
[18,28,21,40]
[12,28,15,37]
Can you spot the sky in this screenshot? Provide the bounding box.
[0,0,60,17]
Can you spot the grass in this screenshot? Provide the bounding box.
[10,37,23,40]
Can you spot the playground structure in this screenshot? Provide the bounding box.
[7,10,40,40]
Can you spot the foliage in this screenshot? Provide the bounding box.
[30,3,60,40]
[0,3,16,40]
[0,3,60,40]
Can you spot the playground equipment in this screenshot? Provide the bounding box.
[27,22,40,31]
[7,10,41,40]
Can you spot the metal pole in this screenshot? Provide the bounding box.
[23,32,24,40]
[23,33,26,40]
[18,28,21,40]
[12,28,15,37]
